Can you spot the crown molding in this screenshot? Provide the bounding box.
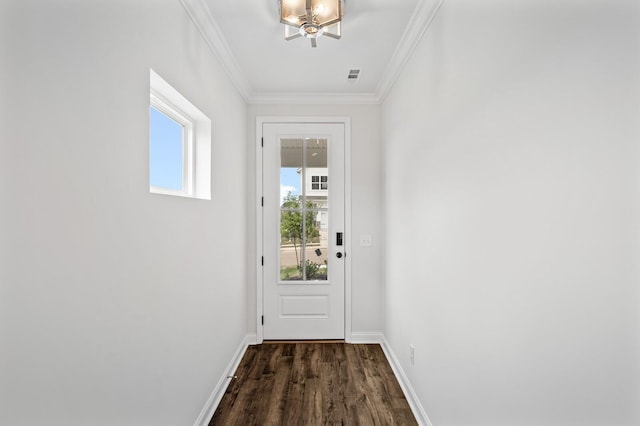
[376,0,444,102]
[180,0,444,106]
[179,0,252,101]
[249,92,381,105]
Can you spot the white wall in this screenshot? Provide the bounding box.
[0,1,248,425]
[247,104,385,337]
[382,0,640,425]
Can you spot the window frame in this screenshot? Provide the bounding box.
[149,69,211,200]
[149,91,194,197]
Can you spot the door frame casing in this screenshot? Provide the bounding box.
[256,117,352,344]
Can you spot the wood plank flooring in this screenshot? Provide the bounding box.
[209,342,417,426]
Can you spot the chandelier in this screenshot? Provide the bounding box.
[279,0,344,48]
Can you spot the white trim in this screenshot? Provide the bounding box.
[380,336,433,426]
[249,92,381,105]
[256,117,352,344]
[178,0,252,101]
[256,119,264,343]
[244,333,258,346]
[150,92,194,126]
[343,118,352,343]
[192,334,256,426]
[149,186,195,198]
[149,69,211,200]
[149,97,194,197]
[350,332,384,344]
[179,0,444,105]
[376,0,445,102]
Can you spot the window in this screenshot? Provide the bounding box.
[311,175,328,190]
[149,99,193,195]
[149,69,211,200]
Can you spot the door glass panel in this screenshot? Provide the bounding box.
[280,137,328,282]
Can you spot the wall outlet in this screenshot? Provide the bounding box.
[409,344,415,366]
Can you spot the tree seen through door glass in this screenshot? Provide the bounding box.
[280,138,328,281]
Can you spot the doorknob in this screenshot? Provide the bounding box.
[336,252,343,259]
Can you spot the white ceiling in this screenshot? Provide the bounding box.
[181,0,439,103]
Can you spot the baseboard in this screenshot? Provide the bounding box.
[244,333,258,345]
[350,332,384,344]
[380,336,433,426]
[193,333,256,426]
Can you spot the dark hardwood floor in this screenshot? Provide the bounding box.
[209,342,417,426]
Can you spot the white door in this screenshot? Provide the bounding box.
[262,122,345,340]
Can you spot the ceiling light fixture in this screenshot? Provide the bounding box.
[279,0,344,48]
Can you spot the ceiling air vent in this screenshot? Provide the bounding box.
[347,69,361,81]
